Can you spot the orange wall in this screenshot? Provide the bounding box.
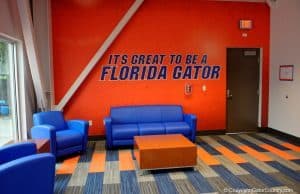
[52,0,270,136]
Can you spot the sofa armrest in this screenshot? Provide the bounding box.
[67,120,89,151]
[184,114,197,142]
[103,117,113,149]
[0,153,55,194]
[31,125,56,155]
[0,142,37,165]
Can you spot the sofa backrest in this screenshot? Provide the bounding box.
[110,105,183,124]
[33,111,66,130]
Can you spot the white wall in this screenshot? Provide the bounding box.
[269,0,300,137]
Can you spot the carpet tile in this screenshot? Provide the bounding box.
[185,170,215,193]
[216,139,246,154]
[265,152,300,171]
[54,174,71,194]
[211,165,249,189]
[239,163,283,187]
[83,173,104,194]
[267,161,300,182]
[102,183,120,194]
[120,171,140,194]
[231,135,268,152]
[251,133,290,151]
[196,141,221,155]
[153,172,179,194]
[269,172,300,193]
[105,150,119,161]
[173,179,198,194]
[138,182,159,194]
[54,133,299,194]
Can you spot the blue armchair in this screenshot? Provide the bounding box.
[31,111,89,158]
[0,142,55,194]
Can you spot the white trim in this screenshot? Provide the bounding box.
[55,0,144,111]
[47,0,55,110]
[16,0,47,110]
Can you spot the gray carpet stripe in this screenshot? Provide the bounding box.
[173,179,198,194]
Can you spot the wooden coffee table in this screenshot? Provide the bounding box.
[134,134,197,174]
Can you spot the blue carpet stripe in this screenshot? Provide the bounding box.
[197,141,221,155]
[185,170,215,193]
[120,171,140,194]
[217,139,246,154]
[211,165,249,189]
[83,173,104,194]
[153,172,179,194]
[291,159,300,165]
[105,150,119,161]
[54,174,71,194]
[267,161,300,182]
[232,135,268,152]
[271,134,300,146]
[239,163,283,187]
[79,142,95,163]
[250,134,290,150]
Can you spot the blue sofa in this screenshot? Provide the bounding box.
[0,142,55,194]
[31,111,89,158]
[104,105,197,149]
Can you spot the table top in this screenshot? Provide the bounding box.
[134,134,195,150]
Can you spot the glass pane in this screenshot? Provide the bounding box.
[0,40,17,146]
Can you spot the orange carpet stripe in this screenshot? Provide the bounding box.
[197,147,220,165]
[56,155,80,174]
[260,144,298,160]
[89,152,106,173]
[239,145,272,162]
[216,146,246,164]
[119,151,135,171]
[281,143,300,152]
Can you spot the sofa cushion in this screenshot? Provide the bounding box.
[164,122,191,136]
[160,106,183,122]
[56,129,83,149]
[138,123,165,135]
[112,124,139,140]
[111,107,137,124]
[110,105,184,124]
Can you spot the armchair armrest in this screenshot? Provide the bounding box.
[184,114,197,142]
[103,117,113,149]
[0,142,37,165]
[31,125,56,155]
[0,153,55,194]
[67,120,89,151]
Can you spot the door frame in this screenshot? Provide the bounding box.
[226,47,263,132]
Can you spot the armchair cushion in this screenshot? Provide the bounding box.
[56,130,83,149]
[33,111,66,131]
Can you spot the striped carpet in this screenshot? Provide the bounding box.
[54,133,300,194]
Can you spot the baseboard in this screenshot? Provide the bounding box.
[259,127,300,144]
[88,135,105,141]
[196,129,226,136]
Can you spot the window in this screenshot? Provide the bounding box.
[0,39,19,146]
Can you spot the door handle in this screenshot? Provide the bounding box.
[227,89,233,99]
